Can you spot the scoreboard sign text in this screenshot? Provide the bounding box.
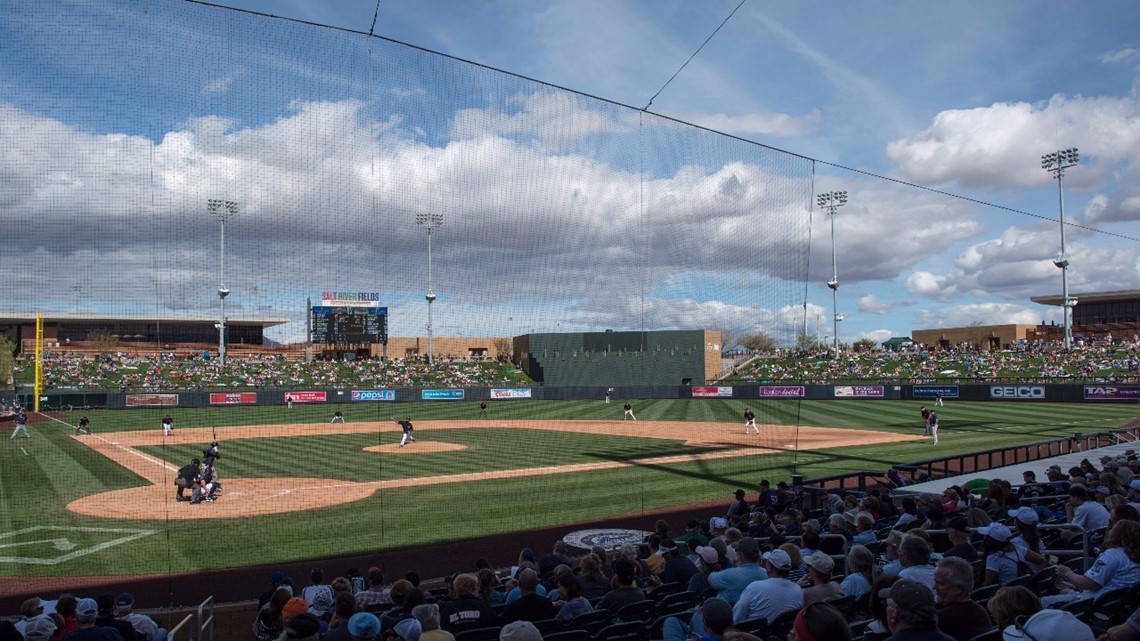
[209,392,256,405]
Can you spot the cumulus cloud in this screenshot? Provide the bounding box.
[1100,47,1139,64]
[677,108,822,137]
[913,302,1048,329]
[856,294,891,314]
[886,94,1140,190]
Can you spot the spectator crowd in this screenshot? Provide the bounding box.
[10,451,1140,641]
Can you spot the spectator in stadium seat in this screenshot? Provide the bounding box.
[355,567,392,611]
[659,538,699,586]
[880,579,953,641]
[498,621,541,641]
[1067,485,1111,532]
[932,556,990,641]
[977,523,1026,587]
[707,537,764,604]
[1008,507,1048,574]
[322,592,358,641]
[852,513,877,547]
[880,530,905,577]
[260,571,289,608]
[378,580,415,636]
[732,548,802,624]
[941,517,979,563]
[790,602,852,641]
[346,612,381,641]
[537,541,571,579]
[476,569,504,607]
[576,553,610,600]
[897,534,936,590]
[893,498,920,531]
[677,518,710,549]
[255,588,292,641]
[1045,519,1140,606]
[986,586,1041,636]
[68,598,122,641]
[439,574,496,633]
[113,593,164,641]
[798,551,843,606]
[663,597,733,641]
[498,568,556,625]
[595,558,646,612]
[860,575,899,641]
[55,594,80,641]
[303,568,336,620]
[94,595,139,641]
[841,545,874,601]
[553,573,592,623]
[412,605,453,641]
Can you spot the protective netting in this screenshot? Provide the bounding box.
[0,1,816,591]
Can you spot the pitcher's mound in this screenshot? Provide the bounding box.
[363,442,467,454]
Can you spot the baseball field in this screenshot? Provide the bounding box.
[1,398,1136,585]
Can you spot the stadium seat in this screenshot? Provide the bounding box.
[766,609,798,639]
[530,619,564,635]
[1087,586,1131,633]
[965,628,1002,641]
[455,627,502,641]
[543,630,591,641]
[566,609,613,636]
[614,599,657,624]
[655,591,697,617]
[1027,565,1056,597]
[594,621,647,641]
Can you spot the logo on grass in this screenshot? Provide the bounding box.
[0,526,155,566]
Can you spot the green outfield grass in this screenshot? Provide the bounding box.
[1,399,1137,578]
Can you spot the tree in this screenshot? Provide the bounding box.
[0,335,14,386]
[492,337,513,363]
[795,332,826,353]
[852,338,876,353]
[87,330,120,353]
[739,332,778,354]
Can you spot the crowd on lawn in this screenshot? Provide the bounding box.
[20,352,529,392]
[732,340,1140,384]
[11,453,1140,641]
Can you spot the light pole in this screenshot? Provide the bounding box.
[207,199,238,365]
[1041,148,1079,351]
[416,212,444,364]
[817,190,847,359]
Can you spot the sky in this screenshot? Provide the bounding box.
[1,0,1139,348]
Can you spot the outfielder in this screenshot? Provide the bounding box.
[743,408,758,434]
[396,417,416,447]
[10,412,28,439]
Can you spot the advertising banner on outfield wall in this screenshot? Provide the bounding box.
[912,385,959,399]
[1083,385,1140,400]
[989,385,1046,400]
[692,386,732,398]
[125,393,179,407]
[834,386,884,398]
[491,389,532,399]
[209,392,256,405]
[422,389,464,400]
[285,391,327,403]
[760,386,805,397]
[352,390,395,401]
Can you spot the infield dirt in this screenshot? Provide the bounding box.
[67,419,922,520]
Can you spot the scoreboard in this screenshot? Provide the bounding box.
[311,306,388,344]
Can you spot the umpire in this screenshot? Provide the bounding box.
[175,458,201,502]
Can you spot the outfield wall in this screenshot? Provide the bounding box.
[21,382,1140,410]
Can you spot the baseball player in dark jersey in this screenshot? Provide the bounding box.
[743,408,758,434]
[176,458,201,502]
[76,416,92,435]
[396,418,416,447]
[920,406,931,435]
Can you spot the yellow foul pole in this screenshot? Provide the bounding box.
[34,314,42,412]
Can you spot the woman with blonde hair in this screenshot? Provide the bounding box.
[576,553,610,600]
[987,585,1041,631]
[1045,519,1140,606]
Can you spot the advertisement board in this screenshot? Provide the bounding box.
[989,385,1045,400]
[834,386,884,398]
[351,390,396,401]
[912,385,959,399]
[125,393,179,407]
[422,389,465,400]
[692,386,732,398]
[209,392,256,405]
[490,389,532,399]
[760,386,805,398]
[1083,385,1140,400]
[284,391,328,403]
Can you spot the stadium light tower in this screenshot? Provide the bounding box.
[817,190,847,360]
[416,212,444,364]
[1041,148,1079,351]
[207,199,238,365]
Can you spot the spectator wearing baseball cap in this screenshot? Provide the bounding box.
[95,594,141,641]
[348,612,382,641]
[942,517,979,563]
[688,545,722,595]
[659,538,699,587]
[1067,485,1111,532]
[676,518,709,549]
[882,579,953,640]
[799,551,843,606]
[113,593,164,641]
[732,548,802,624]
[1007,507,1048,575]
[978,522,1025,587]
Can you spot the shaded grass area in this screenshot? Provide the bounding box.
[2,399,1138,575]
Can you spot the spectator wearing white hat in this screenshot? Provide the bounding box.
[113,593,164,641]
[799,551,843,606]
[1008,507,1048,575]
[67,597,123,641]
[978,523,1027,587]
[732,548,802,624]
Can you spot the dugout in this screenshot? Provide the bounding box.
[516,330,721,387]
